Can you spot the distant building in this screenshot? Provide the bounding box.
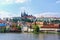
[21,11,28,17]
[32,21,60,28]
[21,11,36,21]
[0,20,7,32]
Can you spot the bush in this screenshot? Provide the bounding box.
[16,25,21,30]
[33,25,40,33]
[1,28,6,33]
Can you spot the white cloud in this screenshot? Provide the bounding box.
[56,0,60,3]
[0,10,20,18]
[20,7,60,18]
[20,7,33,15]
[15,0,29,3]
[0,7,32,18]
[0,10,60,18]
[0,0,31,5]
[34,12,60,17]
[0,0,14,5]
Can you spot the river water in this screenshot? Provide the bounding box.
[0,33,60,40]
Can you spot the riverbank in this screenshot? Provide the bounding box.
[0,31,60,34]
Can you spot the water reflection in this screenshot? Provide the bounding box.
[58,34,60,40]
[32,33,59,40]
[32,34,40,40]
[0,33,60,40]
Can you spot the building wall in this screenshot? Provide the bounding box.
[32,22,59,28]
[41,23,59,28]
[32,22,44,27]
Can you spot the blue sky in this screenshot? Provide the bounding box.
[0,0,60,18]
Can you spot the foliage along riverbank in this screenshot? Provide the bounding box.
[0,30,60,34]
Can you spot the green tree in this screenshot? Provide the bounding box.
[12,18,21,23]
[22,18,33,22]
[16,25,21,30]
[1,28,6,33]
[33,25,40,33]
[51,20,60,24]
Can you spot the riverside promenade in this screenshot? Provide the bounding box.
[40,28,60,32]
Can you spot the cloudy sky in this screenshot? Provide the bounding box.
[0,0,60,18]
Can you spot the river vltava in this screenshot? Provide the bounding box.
[0,33,60,40]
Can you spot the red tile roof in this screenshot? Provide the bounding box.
[0,20,5,23]
[41,24,59,28]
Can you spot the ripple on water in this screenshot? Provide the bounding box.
[0,33,60,40]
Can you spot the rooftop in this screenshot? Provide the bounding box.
[0,23,7,27]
